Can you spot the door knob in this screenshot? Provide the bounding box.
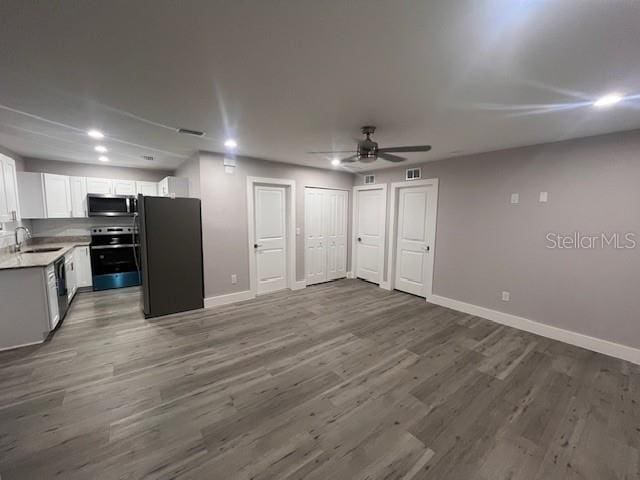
[357,237,362,242]
[424,245,430,252]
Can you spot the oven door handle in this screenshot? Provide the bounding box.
[91,244,139,250]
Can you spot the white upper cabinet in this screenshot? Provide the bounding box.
[136,181,157,196]
[69,176,87,217]
[158,176,189,197]
[86,177,113,195]
[17,172,47,219]
[43,173,71,218]
[112,179,136,196]
[0,154,21,222]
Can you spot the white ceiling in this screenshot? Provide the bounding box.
[0,0,639,172]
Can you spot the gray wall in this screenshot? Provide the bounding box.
[355,129,640,350]
[23,157,172,182]
[199,152,355,298]
[175,154,201,199]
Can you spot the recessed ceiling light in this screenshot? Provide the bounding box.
[224,138,237,149]
[593,93,622,108]
[88,129,104,139]
[331,158,341,166]
[94,145,108,153]
[98,156,109,162]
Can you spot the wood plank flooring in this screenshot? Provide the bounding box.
[1,279,639,479]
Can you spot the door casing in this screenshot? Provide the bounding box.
[247,177,296,296]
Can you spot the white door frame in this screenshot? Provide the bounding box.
[351,183,388,284]
[387,178,439,298]
[247,176,296,295]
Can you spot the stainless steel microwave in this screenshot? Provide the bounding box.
[87,194,137,217]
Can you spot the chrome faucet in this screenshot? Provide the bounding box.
[14,226,31,252]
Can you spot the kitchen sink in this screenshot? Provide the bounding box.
[22,247,63,254]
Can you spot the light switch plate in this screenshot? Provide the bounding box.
[231,274,238,284]
[539,191,548,203]
[502,291,510,302]
[510,193,519,204]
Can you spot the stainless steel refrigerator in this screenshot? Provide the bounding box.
[138,195,204,318]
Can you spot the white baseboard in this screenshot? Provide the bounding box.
[292,280,307,291]
[427,294,640,366]
[204,290,255,308]
[346,271,355,279]
[379,281,391,291]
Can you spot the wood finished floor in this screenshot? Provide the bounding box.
[0,279,639,480]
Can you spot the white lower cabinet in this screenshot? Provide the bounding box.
[74,246,93,288]
[46,265,60,330]
[65,252,77,301]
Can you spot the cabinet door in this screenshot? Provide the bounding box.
[0,157,9,221]
[86,177,113,194]
[65,254,76,301]
[69,176,88,217]
[74,246,93,287]
[46,266,60,330]
[158,178,169,196]
[1,156,20,222]
[44,174,72,218]
[113,179,136,196]
[136,181,158,196]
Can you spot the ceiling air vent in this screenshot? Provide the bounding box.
[406,167,421,180]
[364,174,375,185]
[141,155,154,161]
[177,128,205,137]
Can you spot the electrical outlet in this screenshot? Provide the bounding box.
[502,291,510,302]
[510,193,519,205]
[231,274,238,284]
[539,191,548,203]
[296,227,301,235]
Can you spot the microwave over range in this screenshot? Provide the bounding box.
[87,194,137,217]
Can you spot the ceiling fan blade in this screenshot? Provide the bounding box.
[378,145,432,153]
[340,155,359,163]
[307,150,358,154]
[377,152,406,163]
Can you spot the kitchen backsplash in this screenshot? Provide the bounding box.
[29,217,139,237]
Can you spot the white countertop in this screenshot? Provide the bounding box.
[0,242,90,270]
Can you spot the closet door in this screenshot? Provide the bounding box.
[305,188,327,285]
[335,190,348,278]
[305,188,348,285]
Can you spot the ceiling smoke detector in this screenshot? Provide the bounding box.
[177,128,205,137]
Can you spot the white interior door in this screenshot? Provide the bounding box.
[254,185,288,295]
[305,188,326,285]
[305,188,348,285]
[356,188,385,284]
[394,185,433,297]
[326,189,348,281]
